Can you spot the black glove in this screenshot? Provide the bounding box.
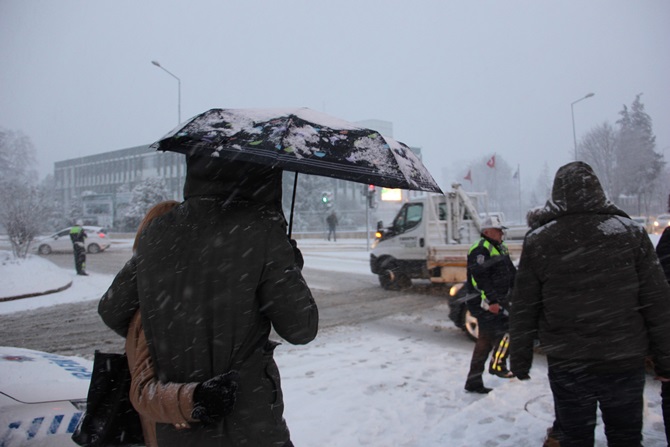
[289,239,304,270]
[191,370,240,425]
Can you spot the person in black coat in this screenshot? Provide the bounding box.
[510,161,670,446]
[655,226,670,446]
[463,215,517,394]
[99,155,318,447]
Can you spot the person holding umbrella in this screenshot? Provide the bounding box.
[99,154,318,447]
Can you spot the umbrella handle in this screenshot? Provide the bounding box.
[288,172,298,238]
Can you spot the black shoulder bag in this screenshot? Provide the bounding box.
[72,351,144,446]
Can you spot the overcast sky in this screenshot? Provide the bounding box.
[1,0,668,190]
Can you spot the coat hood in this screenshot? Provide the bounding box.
[183,155,283,209]
[533,161,628,227]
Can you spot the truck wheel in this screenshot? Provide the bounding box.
[462,308,479,341]
[378,266,411,290]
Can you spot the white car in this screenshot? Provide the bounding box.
[653,214,670,235]
[0,346,92,446]
[34,227,111,255]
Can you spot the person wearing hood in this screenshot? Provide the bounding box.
[510,161,670,446]
[99,155,318,447]
[463,214,517,394]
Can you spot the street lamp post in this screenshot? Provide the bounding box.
[151,60,181,125]
[571,92,595,160]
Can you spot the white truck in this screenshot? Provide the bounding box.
[369,183,525,291]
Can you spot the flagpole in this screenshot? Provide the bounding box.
[516,164,522,223]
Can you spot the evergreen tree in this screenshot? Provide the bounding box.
[124,178,170,230]
[614,94,661,214]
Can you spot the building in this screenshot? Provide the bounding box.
[54,145,185,227]
[53,120,426,231]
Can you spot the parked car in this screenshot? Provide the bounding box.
[630,216,653,233]
[0,346,91,446]
[653,214,670,235]
[33,226,110,255]
[447,282,479,340]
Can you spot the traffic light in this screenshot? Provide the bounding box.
[367,184,376,208]
[321,191,333,208]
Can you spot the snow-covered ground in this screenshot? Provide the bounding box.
[0,237,667,446]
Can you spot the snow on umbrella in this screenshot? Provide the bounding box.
[150,108,443,236]
[150,108,442,194]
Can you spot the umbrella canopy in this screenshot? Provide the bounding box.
[150,108,442,194]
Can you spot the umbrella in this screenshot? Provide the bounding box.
[150,107,442,234]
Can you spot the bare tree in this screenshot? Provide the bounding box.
[0,183,49,258]
[0,129,46,258]
[579,122,618,199]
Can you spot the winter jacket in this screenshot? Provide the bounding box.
[510,161,670,377]
[126,311,197,447]
[656,227,670,282]
[69,225,87,246]
[465,235,516,327]
[99,156,318,446]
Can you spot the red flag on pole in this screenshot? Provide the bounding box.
[464,169,472,182]
[486,154,496,169]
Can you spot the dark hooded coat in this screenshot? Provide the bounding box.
[510,161,670,377]
[99,156,318,446]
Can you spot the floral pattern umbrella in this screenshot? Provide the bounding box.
[150,108,442,194]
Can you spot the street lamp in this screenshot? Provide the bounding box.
[151,60,181,125]
[571,92,595,160]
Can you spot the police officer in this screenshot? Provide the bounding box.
[70,220,88,276]
[464,215,516,394]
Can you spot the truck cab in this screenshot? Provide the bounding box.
[370,183,523,290]
[370,184,486,290]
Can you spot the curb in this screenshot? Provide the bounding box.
[0,281,73,303]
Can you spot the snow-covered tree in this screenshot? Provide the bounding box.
[123,178,170,230]
[614,94,661,215]
[0,129,47,258]
[529,163,552,209]
[283,173,337,232]
[579,121,618,199]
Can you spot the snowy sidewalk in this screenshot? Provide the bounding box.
[0,251,73,301]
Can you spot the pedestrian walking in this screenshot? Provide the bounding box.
[69,220,88,275]
[99,155,318,446]
[463,215,517,394]
[510,161,670,446]
[326,211,338,242]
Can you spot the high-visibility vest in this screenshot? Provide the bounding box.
[468,238,508,301]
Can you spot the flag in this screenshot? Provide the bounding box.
[464,169,472,183]
[486,154,496,169]
[512,166,519,180]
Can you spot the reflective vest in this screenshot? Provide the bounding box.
[468,238,508,302]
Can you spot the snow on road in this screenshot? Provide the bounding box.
[0,237,667,445]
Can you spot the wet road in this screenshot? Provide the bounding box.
[0,239,449,359]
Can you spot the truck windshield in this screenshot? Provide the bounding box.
[393,203,423,234]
